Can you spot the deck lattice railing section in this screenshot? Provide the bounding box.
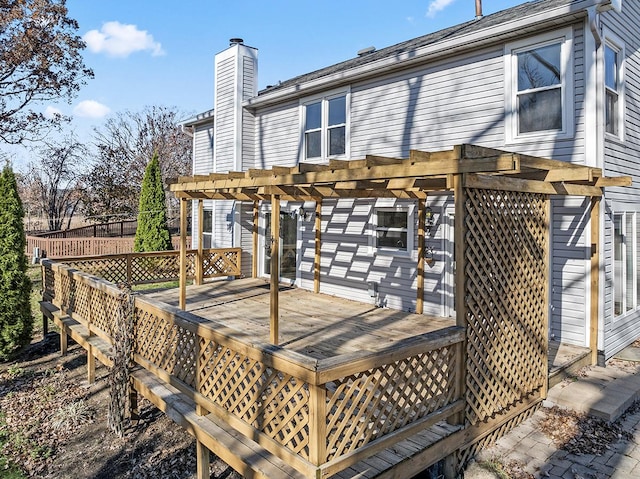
[42,257,465,478]
[57,248,241,285]
[463,188,548,425]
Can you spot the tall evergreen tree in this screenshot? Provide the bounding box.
[0,165,33,359]
[134,153,172,252]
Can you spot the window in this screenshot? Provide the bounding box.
[302,91,348,160]
[202,209,213,248]
[505,29,573,142]
[373,207,413,254]
[614,212,640,317]
[604,35,624,138]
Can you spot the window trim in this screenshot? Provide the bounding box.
[370,204,415,257]
[300,88,350,162]
[603,28,625,142]
[504,28,574,144]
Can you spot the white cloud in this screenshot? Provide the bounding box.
[426,0,457,18]
[83,21,165,58]
[73,100,111,119]
[44,106,63,119]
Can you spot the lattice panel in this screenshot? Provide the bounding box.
[135,307,197,387]
[130,255,180,283]
[89,289,122,338]
[66,258,128,284]
[464,188,548,425]
[43,266,55,301]
[202,250,240,277]
[53,269,73,312]
[198,338,310,459]
[325,346,458,461]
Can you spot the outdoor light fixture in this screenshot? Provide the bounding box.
[298,207,313,222]
[424,245,435,265]
[425,206,435,235]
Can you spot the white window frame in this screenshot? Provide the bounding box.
[201,208,213,249]
[300,88,350,162]
[505,28,574,144]
[603,29,625,141]
[370,204,415,257]
[613,211,639,320]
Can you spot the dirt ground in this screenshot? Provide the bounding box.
[0,331,242,479]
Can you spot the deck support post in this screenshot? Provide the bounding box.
[196,440,210,479]
[179,198,188,310]
[314,200,322,294]
[252,200,259,278]
[87,345,95,384]
[196,199,204,285]
[590,196,601,366]
[129,382,139,422]
[60,331,67,356]
[452,173,467,425]
[270,195,280,345]
[417,198,426,314]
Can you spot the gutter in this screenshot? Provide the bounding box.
[245,0,603,109]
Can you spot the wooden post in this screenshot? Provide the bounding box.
[541,197,552,398]
[129,382,139,422]
[87,345,95,384]
[590,197,601,366]
[196,199,204,285]
[308,383,327,466]
[314,200,322,294]
[270,196,280,345]
[452,174,467,425]
[252,200,259,278]
[417,198,426,314]
[126,254,132,285]
[179,198,188,310]
[60,330,67,356]
[196,441,210,479]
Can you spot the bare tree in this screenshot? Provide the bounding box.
[83,106,192,222]
[0,0,93,144]
[25,135,87,231]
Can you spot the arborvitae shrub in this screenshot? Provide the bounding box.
[0,165,33,359]
[134,153,172,252]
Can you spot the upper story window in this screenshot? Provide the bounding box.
[505,28,574,143]
[604,32,624,139]
[302,90,348,160]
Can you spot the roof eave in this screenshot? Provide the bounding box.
[244,0,598,110]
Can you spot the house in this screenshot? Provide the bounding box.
[181,0,637,365]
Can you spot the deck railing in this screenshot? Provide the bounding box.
[41,256,464,478]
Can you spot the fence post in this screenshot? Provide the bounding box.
[126,254,132,285]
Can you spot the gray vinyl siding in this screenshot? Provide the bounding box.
[213,200,234,248]
[215,56,236,173]
[254,101,300,169]
[193,123,214,175]
[600,3,640,358]
[550,197,590,346]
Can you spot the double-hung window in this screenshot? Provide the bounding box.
[302,91,348,160]
[613,212,640,318]
[604,32,624,139]
[201,208,213,248]
[505,28,573,142]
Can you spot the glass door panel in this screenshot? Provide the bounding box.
[264,212,297,281]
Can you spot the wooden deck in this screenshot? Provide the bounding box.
[142,278,456,360]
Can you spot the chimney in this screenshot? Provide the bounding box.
[475,0,483,19]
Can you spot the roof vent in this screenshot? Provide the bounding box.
[229,38,244,46]
[357,46,376,57]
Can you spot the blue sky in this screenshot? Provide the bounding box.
[13,0,527,164]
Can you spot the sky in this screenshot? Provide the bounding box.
[9,0,527,166]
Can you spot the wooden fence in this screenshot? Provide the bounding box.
[26,236,190,259]
[41,254,464,478]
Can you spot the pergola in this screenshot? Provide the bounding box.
[170,144,630,364]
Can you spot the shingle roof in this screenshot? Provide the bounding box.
[258,0,577,96]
